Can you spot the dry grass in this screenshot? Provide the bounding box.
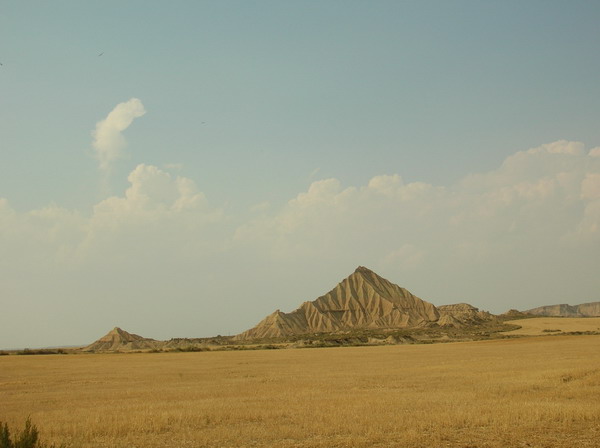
[503,317,600,335]
[2,335,600,448]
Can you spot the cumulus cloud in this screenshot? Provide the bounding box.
[2,139,600,347]
[0,163,228,348]
[581,173,600,201]
[0,164,222,273]
[526,140,584,156]
[76,164,224,265]
[233,140,600,310]
[578,201,600,237]
[367,174,403,196]
[8,139,599,283]
[92,164,212,219]
[92,98,146,170]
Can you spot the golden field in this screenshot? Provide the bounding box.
[503,317,600,336]
[1,335,600,448]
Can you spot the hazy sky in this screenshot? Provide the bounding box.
[1,1,600,349]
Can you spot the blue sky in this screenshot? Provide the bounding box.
[1,1,600,348]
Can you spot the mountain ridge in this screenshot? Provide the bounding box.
[525,301,600,317]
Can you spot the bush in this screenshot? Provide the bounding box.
[0,418,65,448]
[15,349,65,356]
[173,346,210,352]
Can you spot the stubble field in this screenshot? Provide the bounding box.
[1,335,600,448]
[503,317,600,336]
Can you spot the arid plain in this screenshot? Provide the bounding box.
[2,335,600,448]
[503,317,600,336]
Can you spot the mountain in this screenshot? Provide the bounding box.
[82,268,496,349]
[236,266,487,340]
[525,301,600,317]
[83,327,161,352]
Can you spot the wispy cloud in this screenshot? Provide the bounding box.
[91,98,146,170]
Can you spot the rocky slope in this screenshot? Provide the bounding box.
[236,266,490,340]
[525,301,600,317]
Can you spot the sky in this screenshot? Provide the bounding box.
[1,1,600,349]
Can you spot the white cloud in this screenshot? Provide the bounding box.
[91,98,146,170]
[0,164,222,273]
[589,147,600,158]
[82,165,222,260]
[367,175,439,204]
[106,164,206,212]
[579,201,600,237]
[2,139,600,348]
[367,174,403,196]
[294,178,345,206]
[233,140,600,308]
[525,140,584,156]
[7,139,594,289]
[581,173,600,201]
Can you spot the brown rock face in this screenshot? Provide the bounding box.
[83,327,160,352]
[437,303,492,326]
[236,266,441,340]
[526,301,600,317]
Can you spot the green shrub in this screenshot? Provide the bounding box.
[0,418,65,448]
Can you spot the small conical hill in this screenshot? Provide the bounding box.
[236,266,441,340]
[83,327,160,352]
